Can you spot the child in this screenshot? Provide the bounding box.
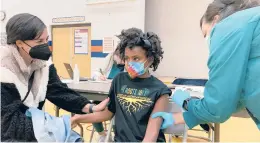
[72,28,171,142]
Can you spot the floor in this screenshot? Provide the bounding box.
[44,100,260,142]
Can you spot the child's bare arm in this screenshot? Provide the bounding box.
[72,107,114,124]
[143,95,169,142]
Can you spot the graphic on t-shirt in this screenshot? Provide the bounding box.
[121,85,150,96]
[118,85,153,115]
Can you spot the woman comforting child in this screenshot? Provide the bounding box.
[71,28,171,142]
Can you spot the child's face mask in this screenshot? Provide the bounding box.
[126,60,149,79]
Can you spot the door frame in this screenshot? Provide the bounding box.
[51,23,92,77]
[51,23,91,51]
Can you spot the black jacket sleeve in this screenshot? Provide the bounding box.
[1,83,37,142]
[46,64,90,114]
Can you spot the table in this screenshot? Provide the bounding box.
[56,81,250,142]
[68,81,111,101]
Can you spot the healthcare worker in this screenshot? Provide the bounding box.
[92,48,125,81]
[152,0,260,130]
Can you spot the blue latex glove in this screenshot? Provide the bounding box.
[151,112,174,129]
[172,89,191,108]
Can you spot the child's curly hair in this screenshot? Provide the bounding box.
[116,27,164,71]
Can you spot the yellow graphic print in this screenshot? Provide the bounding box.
[118,94,153,115]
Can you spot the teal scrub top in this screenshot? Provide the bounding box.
[182,6,260,129]
[107,63,124,79]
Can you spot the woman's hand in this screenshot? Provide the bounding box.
[93,98,110,112]
[71,115,80,129]
[82,98,110,113]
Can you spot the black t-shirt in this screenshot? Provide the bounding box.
[108,72,172,142]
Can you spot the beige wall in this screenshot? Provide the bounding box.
[2,0,145,76]
[145,0,211,78]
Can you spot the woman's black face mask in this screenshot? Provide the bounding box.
[23,42,52,61]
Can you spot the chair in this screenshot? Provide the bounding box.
[105,117,114,142]
[88,122,108,142]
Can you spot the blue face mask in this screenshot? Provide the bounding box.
[205,35,210,46]
[126,60,148,78]
[205,27,214,47]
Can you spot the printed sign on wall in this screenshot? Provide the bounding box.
[74,29,88,54]
[103,37,114,53]
[52,16,85,23]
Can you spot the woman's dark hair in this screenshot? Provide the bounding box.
[200,0,260,27]
[116,27,163,71]
[6,13,46,44]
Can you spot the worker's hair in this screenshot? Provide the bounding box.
[116,27,163,71]
[103,48,121,74]
[200,0,260,27]
[6,13,46,44]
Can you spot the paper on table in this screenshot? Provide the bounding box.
[61,79,73,84]
[87,80,112,83]
[174,86,204,99]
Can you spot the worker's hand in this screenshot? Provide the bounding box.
[93,97,110,112]
[99,75,107,81]
[171,89,190,108]
[151,112,175,129]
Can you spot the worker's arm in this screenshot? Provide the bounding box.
[183,24,254,128]
[46,64,109,114]
[143,95,169,142]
